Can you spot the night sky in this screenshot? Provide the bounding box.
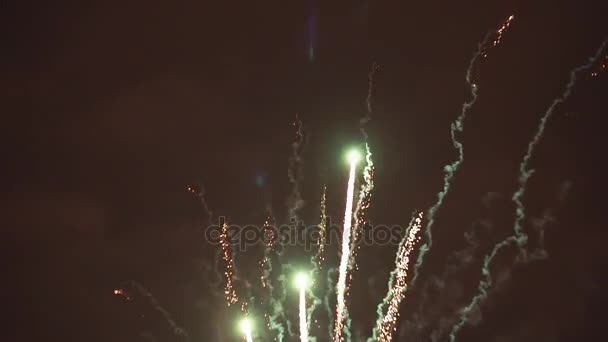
[3,1,607,341]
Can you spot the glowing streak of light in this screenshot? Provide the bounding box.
[333,157,358,342]
[220,222,238,305]
[299,286,309,342]
[374,213,423,342]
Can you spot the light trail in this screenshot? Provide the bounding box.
[296,272,311,342]
[333,150,360,342]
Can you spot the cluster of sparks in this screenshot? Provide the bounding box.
[482,15,514,58]
[377,212,423,342]
[260,213,277,289]
[220,222,238,305]
[314,185,327,268]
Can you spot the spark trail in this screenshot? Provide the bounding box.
[307,186,328,336]
[314,185,328,269]
[368,212,423,342]
[334,151,360,342]
[448,39,608,342]
[411,16,515,288]
[220,221,239,305]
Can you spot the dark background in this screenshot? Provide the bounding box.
[2,0,606,341]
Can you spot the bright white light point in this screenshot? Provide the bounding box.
[295,272,310,289]
[240,318,251,334]
[347,149,362,164]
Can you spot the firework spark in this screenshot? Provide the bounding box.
[482,15,515,58]
[368,212,423,342]
[113,288,131,301]
[314,185,328,268]
[333,150,361,342]
[220,221,238,305]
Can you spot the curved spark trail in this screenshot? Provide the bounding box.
[368,213,423,342]
[334,156,359,342]
[448,39,608,342]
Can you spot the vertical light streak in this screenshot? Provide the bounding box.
[221,222,238,305]
[314,185,328,268]
[300,286,309,342]
[334,156,358,342]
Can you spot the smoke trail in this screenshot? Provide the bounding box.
[124,281,190,342]
[410,16,515,288]
[367,213,423,342]
[324,267,337,337]
[258,208,287,340]
[334,156,360,342]
[447,39,607,342]
[288,114,305,221]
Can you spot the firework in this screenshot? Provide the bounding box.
[371,212,423,342]
[482,15,515,58]
[295,272,311,342]
[314,186,328,268]
[113,288,131,301]
[221,221,238,305]
[333,149,361,342]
